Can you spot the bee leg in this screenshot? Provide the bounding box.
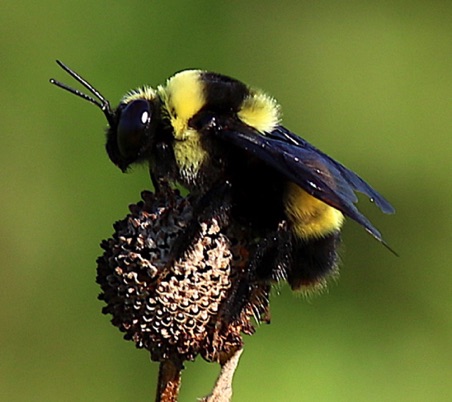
[170,181,233,261]
[215,222,292,325]
[288,231,341,290]
[251,221,293,284]
[150,171,172,195]
[218,271,253,323]
[218,267,272,326]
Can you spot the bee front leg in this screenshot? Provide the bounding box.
[170,181,233,262]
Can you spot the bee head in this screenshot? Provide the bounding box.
[50,60,159,172]
[106,93,160,172]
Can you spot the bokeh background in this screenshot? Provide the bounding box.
[1,1,451,401]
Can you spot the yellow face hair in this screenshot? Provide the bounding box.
[122,86,158,104]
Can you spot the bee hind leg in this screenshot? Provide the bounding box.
[250,221,293,284]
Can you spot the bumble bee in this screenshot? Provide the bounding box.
[50,60,395,290]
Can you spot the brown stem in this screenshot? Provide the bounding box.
[200,348,243,402]
[155,360,183,402]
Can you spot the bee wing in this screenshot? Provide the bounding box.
[271,127,395,214]
[209,119,394,245]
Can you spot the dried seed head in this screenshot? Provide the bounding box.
[96,189,270,363]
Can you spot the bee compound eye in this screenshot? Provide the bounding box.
[117,99,152,159]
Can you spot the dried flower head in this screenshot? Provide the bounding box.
[96,189,270,365]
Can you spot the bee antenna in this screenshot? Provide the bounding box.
[49,60,115,127]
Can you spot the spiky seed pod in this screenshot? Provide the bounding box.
[96,189,270,365]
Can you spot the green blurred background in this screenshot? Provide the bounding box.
[1,1,451,401]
